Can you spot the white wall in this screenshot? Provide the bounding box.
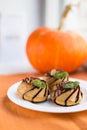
[0,0,40,74]
[62,0,87,38]
[0,0,60,74]
[45,0,59,28]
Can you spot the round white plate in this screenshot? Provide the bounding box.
[7,78,87,113]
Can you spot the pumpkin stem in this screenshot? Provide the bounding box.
[58,1,81,30]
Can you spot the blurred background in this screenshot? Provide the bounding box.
[0,0,87,74]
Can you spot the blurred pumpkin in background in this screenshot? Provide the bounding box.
[26,4,87,73]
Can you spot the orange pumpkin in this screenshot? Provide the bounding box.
[26,26,87,73]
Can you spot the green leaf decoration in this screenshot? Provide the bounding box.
[31,79,46,88]
[64,81,79,89]
[54,71,69,79]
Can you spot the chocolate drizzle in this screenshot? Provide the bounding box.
[21,77,48,102]
[45,72,53,77]
[32,88,43,101]
[44,86,47,96]
[45,70,69,89]
[23,77,30,84]
[75,86,80,103]
[45,70,65,78]
[64,87,78,106]
[23,87,37,99]
[53,84,71,100]
[52,81,83,106]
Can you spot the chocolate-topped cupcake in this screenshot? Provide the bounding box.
[17,77,48,103]
[50,81,83,106]
[43,69,69,93]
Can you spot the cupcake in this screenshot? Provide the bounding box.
[17,77,48,103]
[43,69,69,93]
[50,81,83,106]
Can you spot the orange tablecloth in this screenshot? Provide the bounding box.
[0,70,87,130]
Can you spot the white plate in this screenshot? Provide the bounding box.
[7,78,87,113]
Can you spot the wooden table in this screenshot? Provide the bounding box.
[0,69,87,130]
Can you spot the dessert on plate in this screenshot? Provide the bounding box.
[17,69,83,106]
[44,69,69,84]
[43,69,69,93]
[50,81,83,106]
[17,77,48,103]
